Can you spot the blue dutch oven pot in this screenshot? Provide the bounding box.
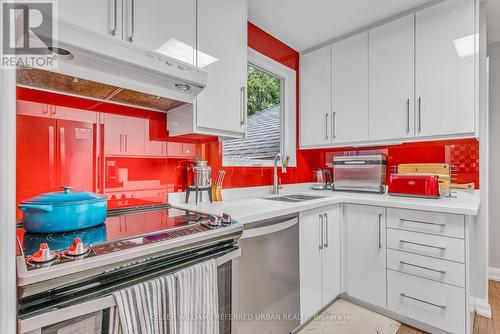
[19,186,108,233]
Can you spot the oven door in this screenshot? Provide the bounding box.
[18,247,240,334]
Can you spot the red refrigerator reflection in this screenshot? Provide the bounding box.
[16,114,96,219]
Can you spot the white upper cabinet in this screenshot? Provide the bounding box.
[332,32,369,144]
[300,46,332,147]
[369,14,415,140]
[415,0,475,137]
[125,0,196,65]
[57,0,122,39]
[299,0,477,149]
[167,0,248,138]
[194,0,247,137]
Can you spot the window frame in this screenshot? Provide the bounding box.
[222,47,297,167]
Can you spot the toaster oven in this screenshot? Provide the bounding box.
[333,155,386,193]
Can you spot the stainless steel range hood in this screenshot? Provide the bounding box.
[18,22,207,112]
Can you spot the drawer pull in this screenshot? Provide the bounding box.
[400,293,447,310]
[399,239,445,251]
[400,261,446,275]
[400,219,446,228]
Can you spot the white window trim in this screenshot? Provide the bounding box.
[223,47,297,167]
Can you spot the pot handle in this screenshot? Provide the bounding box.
[18,204,53,212]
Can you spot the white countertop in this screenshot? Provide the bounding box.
[169,183,480,225]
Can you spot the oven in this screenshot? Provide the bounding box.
[18,238,241,334]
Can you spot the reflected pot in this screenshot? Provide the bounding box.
[19,187,108,233]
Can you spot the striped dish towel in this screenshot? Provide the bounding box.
[110,274,177,334]
[175,259,219,334]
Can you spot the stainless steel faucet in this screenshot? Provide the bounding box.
[272,153,289,195]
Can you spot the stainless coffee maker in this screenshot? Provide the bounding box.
[186,158,213,203]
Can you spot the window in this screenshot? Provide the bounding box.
[222,48,296,167]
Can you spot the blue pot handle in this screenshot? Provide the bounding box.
[18,204,53,212]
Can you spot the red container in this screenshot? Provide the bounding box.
[388,174,441,198]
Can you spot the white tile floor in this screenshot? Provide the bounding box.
[297,299,401,334]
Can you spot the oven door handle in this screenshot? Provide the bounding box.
[18,248,241,333]
[240,217,298,240]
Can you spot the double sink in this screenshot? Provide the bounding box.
[263,194,326,203]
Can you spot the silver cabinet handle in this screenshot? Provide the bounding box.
[378,213,382,249]
[240,87,245,126]
[406,98,410,134]
[417,96,422,133]
[128,0,135,42]
[325,113,329,140]
[400,261,446,275]
[111,0,117,36]
[319,214,324,250]
[124,134,128,152]
[332,112,336,139]
[48,126,55,186]
[400,293,446,310]
[119,134,123,152]
[400,218,446,228]
[323,213,328,248]
[59,127,66,173]
[399,239,445,251]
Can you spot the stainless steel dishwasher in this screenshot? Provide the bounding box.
[236,214,300,334]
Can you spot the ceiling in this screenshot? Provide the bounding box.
[489,0,500,45]
[248,0,437,52]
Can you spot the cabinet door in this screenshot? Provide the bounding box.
[299,209,323,321]
[16,100,50,118]
[344,204,386,308]
[415,0,475,137]
[300,46,332,147]
[166,142,183,157]
[104,113,124,155]
[332,33,369,144]
[321,205,341,305]
[182,143,195,157]
[195,0,247,136]
[144,120,166,157]
[122,116,145,156]
[57,0,122,39]
[53,107,98,124]
[369,15,415,140]
[127,0,196,65]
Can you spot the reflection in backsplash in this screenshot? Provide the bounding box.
[15,86,480,220]
[15,87,204,218]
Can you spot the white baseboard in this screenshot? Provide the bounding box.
[475,297,492,318]
[489,266,500,282]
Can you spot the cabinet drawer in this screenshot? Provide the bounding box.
[387,208,464,239]
[387,270,465,334]
[387,249,465,287]
[387,229,464,263]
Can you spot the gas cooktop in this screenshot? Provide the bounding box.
[16,204,240,286]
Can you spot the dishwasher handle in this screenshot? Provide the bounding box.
[241,217,298,239]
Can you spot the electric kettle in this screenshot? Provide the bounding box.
[312,169,333,190]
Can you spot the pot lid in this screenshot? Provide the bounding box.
[21,186,107,205]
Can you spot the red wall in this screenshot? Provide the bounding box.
[15,22,480,214]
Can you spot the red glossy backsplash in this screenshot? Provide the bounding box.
[15,22,479,219]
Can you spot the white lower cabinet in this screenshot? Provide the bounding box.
[344,204,387,308]
[297,204,471,333]
[299,205,341,321]
[386,208,468,334]
[387,270,465,334]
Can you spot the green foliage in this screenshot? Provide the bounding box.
[247,65,281,116]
